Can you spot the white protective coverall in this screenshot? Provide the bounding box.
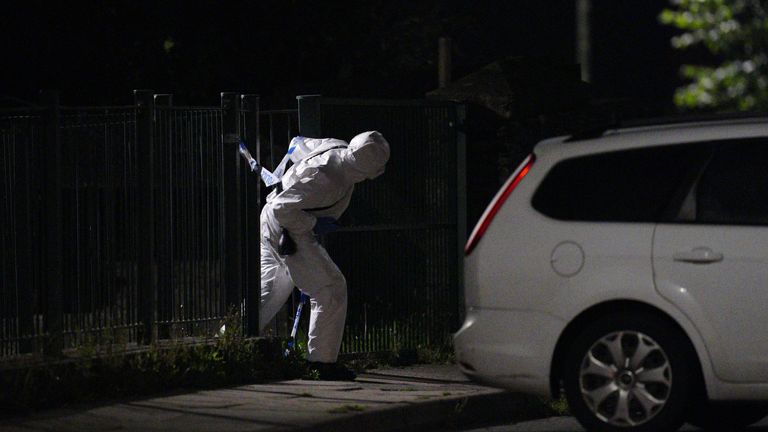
[259,131,390,363]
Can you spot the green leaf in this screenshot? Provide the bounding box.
[663,0,768,110]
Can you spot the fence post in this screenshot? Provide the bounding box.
[13,114,34,355]
[241,94,260,337]
[154,94,173,113]
[221,93,243,318]
[39,91,63,356]
[455,104,467,329]
[134,89,156,345]
[297,94,322,138]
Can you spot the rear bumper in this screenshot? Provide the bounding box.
[453,308,565,397]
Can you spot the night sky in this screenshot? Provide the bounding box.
[2,0,690,113]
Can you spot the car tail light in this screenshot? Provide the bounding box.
[464,154,535,255]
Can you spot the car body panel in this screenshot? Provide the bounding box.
[456,118,768,403]
[454,307,564,396]
[654,223,768,383]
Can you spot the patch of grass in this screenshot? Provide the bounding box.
[343,353,381,373]
[327,404,366,414]
[415,344,455,365]
[343,342,456,374]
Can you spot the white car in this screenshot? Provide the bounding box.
[454,117,768,432]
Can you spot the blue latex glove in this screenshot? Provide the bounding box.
[313,217,340,236]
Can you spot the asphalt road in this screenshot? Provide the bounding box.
[450,416,768,431]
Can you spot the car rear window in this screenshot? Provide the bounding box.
[532,144,704,222]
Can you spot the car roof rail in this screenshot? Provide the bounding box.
[565,111,768,142]
[564,121,620,142]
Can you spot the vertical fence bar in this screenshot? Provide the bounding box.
[153,93,171,339]
[454,104,467,330]
[221,93,242,317]
[40,91,63,355]
[14,113,34,354]
[241,94,260,336]
[134,89,156,344]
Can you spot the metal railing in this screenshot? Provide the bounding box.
[1,110,46,358]
[153,105,226,339]
[0,91,265,361]
[59,106,141,349]
[1,92,465,362]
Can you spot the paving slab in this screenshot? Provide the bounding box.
[0,364,535,432]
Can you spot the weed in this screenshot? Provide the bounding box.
[547,396,570,416]
[342,341,456,374]
[415,344,455,364]
[303,368,321,380]
[327,404,366,414]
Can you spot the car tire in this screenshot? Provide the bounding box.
[687,401,768,431]
[563,312,696,432]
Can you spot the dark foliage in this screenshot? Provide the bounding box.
[0,332,306,417]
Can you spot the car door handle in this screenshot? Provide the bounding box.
[672,247,723,264]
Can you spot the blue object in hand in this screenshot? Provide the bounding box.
[313,217,339,235]
[250,161,262,174]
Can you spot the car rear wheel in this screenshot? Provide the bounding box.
[563,313,696,432]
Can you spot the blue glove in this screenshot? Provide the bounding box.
[313,217,339,236]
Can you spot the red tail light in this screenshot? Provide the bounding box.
[464,154,535,255]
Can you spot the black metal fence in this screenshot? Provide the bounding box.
[0,91,258,360]
[1,109,46,358]
[153,104,226,339]
[0,92,464,361]
[59,106,141,348]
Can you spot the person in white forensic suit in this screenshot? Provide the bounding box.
[259,131,390,380]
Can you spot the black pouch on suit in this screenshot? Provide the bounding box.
[278,228,297,256]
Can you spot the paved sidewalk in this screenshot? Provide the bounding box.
[0,364,538,432]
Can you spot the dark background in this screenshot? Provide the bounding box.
[1,0,698,113]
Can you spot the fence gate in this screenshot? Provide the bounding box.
[296,96,466,354]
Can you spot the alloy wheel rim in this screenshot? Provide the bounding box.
[579,331,672,427]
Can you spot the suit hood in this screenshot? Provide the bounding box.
[344,131,390,181]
